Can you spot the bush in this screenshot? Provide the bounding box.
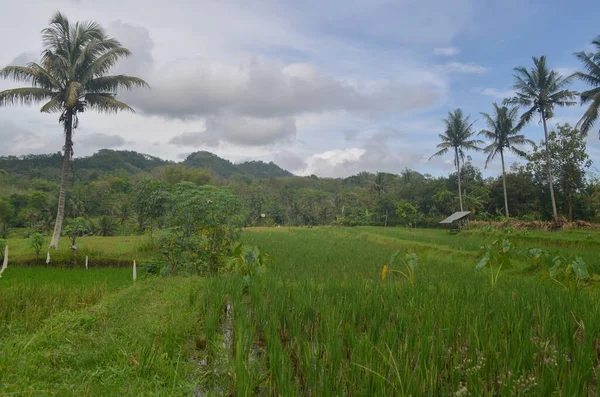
[155,183,243,275]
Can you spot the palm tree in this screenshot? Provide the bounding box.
[429,108,482,211]
[0,12,148,248]
[574,36,600,137]
[504,56,577,220]
[479,103,534,220]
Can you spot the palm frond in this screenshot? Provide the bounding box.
[40,95,64,113]
[577,95,600,137]
[85,94,135,113]
[87,75,149,93]
[429,147,449,161]
[0,87,55,106]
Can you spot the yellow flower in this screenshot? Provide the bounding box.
[381,265,389,280]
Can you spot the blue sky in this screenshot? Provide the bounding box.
[0,0,599,177]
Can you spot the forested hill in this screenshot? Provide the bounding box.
[182,151,293,178]
[0,149,293,180]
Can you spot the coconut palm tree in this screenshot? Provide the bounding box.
[429,108,482,212]
[479,103,534,220]
[0,12,148,248]
[574,36,600,137]
[504,56,577,220]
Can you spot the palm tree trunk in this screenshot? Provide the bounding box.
[49,112,73,249]
[455,147,464,211]
[500,150,509,220]
[542,115,558,220]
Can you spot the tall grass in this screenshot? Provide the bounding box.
[193,228,600,395]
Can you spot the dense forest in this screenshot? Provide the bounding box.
[0,122,597,239]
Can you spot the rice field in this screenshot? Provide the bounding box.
[1,227,599,395]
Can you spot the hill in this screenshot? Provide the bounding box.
[182,151,293,179]
[0,149,293,181]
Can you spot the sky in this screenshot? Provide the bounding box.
[1,0,599,178]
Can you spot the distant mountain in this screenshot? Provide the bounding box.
[182,151,293,179]
[182,151,241,178]
[236,160,292,178]
[76,150,169,173]
[0,149,293,180]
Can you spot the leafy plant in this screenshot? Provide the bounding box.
[155,183,244,275]
[545,255,589,289]
[28,233,46,262]
[0,221,10,239]
[475,239,514,288]
[97,216,116,236]
[525,247,550,271]
[223,243,271,283]
[381,250,419,286]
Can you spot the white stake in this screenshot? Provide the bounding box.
[46,251,50,265]
[85,256,88,270]
[133,260,137,281]
[0,245,8,277]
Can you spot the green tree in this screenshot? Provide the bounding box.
[505,56,577,219]
[479,103,533,220]
[134,178,170,239]
[574,35,600,136]
[28,233,46,262]
[527,124,591,221]
[0,12,148,249]
[429,109,482,211]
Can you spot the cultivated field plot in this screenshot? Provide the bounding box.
[1,227,599,396]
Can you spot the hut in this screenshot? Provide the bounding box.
[439,211,471,233]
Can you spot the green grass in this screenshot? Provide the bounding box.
[1,227,600,395]
[0,274,203,396]
[3,235,154,266]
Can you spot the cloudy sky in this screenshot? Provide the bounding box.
[1,0,599,177]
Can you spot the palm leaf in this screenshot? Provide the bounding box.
[0,87,55,106]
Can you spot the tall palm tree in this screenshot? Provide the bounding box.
[504,56,577,220]
[479,103,534,220]
[574,36,600,137]
[0,12,148,248]
[429,108,482,212]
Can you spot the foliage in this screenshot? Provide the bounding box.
[381,249,419,285]
[574,35,600,136]
[134,178,170,235]
[0,221,10,239]
[222,243,271,283]
[475,238,514,288]
[155,183,243,274]
[97,215,116,236]
[527,124,592,220]
[63,217,89,247]
[544,255,590,289]
[27,233,46,261]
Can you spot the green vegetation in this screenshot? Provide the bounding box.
[2,227,599,395]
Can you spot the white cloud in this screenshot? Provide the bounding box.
[437,62,488,74]
[433,46,461,56]
[273,150,307,172]
[79,133,126,148]
[123,58,440,121]
[169,115,297,147]
[478,87,514,100]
